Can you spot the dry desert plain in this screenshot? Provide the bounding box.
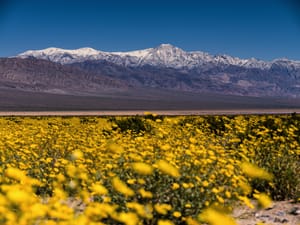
[0,109,300,116]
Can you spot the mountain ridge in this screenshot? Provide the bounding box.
[0,57,128,95]
[0,44,298,99]
[18,44,300,70]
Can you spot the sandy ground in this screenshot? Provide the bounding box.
[233,201,300,225]
[0,109,300,116]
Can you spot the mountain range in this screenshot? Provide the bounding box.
[1,44,300,110]
[15,44,300,97]
[18,44,300,70]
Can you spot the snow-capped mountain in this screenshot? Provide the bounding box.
[19,44,298,70]
[4,44,300,98]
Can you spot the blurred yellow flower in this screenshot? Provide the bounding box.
[238,196,255,209]
[186,217,201,225]
[156,160,180,178]
[158,219,175,225]
[172,182,180,190]
[7,189,31,204]
[131,162,153,175]
[116,212,139,225]
[225,191,231,198]
[202,180,209,187]
[126,202,153,219]
[185,203,192,208]
[138,188,153,198]
[107,142,124,153]
[161,144,171,151]
[154,203,172,215]
[91,183,108,195]
[199,208,237,225]
[71,150,83,160]
[112,177,134,197]
[253,193,272,209]
[5,167,26,181]
[241,162,273,180]
[173,211,182,218]
[127,179,136,184]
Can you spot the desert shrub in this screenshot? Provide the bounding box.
[110,116,152,133]
[204,116,229,135]
[249,139,300,201]
[236,114,300,200]
[79,116,98,124]
[144,113,164,121]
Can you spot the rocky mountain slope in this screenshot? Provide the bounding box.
[16,44,300,97]
[0,57,127,95]
[0,44,299,98]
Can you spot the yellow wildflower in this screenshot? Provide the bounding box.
[199,208,238,225]
[182,183,190,188]
[239,180,252,195]
[189,137,197,143]
[156,160,180,178]
[186,217,201,225]
[185,203,192,208]
[173,211,182,218]
[216,195,225,204]
[112,177,134,196]
[137,178,146,184]
[91,183,108,195]
[172,183,180,190]
[253,193,272,209]
[225,191,231,198]
[202,180,209,187]
[127,179,136,184]
[71,150,83,160]
[131,162,153,175]
[7,189,31,204]
[138,188,153,198]
[5,167,26,181]
[238,196,255,209]
[116,212,139,225]
[107,142,124,153]
[158,219,175,225]
[241,162,273,180]
[154,203,172,215]
[161,144,171,151]
[126,202,153,219]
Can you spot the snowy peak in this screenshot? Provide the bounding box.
[20,47,100,57]
[19,47,108,64]
[154,44,187,57]
[154,43,184,52]
[112,47,153,58]
[17,44,300,70]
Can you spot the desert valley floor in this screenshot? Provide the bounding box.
[1,87,300,114]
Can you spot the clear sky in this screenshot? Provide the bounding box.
[1,0,300,60]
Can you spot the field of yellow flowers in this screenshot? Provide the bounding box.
[0,114,299,225]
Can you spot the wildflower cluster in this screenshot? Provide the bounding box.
[0,114,299,225]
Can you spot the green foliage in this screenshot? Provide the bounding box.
[144,113,164,121]
[204,116,227,135]
[79,117,98,124]
[110,116,152,133]
[250,143,300,201]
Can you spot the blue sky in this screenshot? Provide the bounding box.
[1,0,300,60]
